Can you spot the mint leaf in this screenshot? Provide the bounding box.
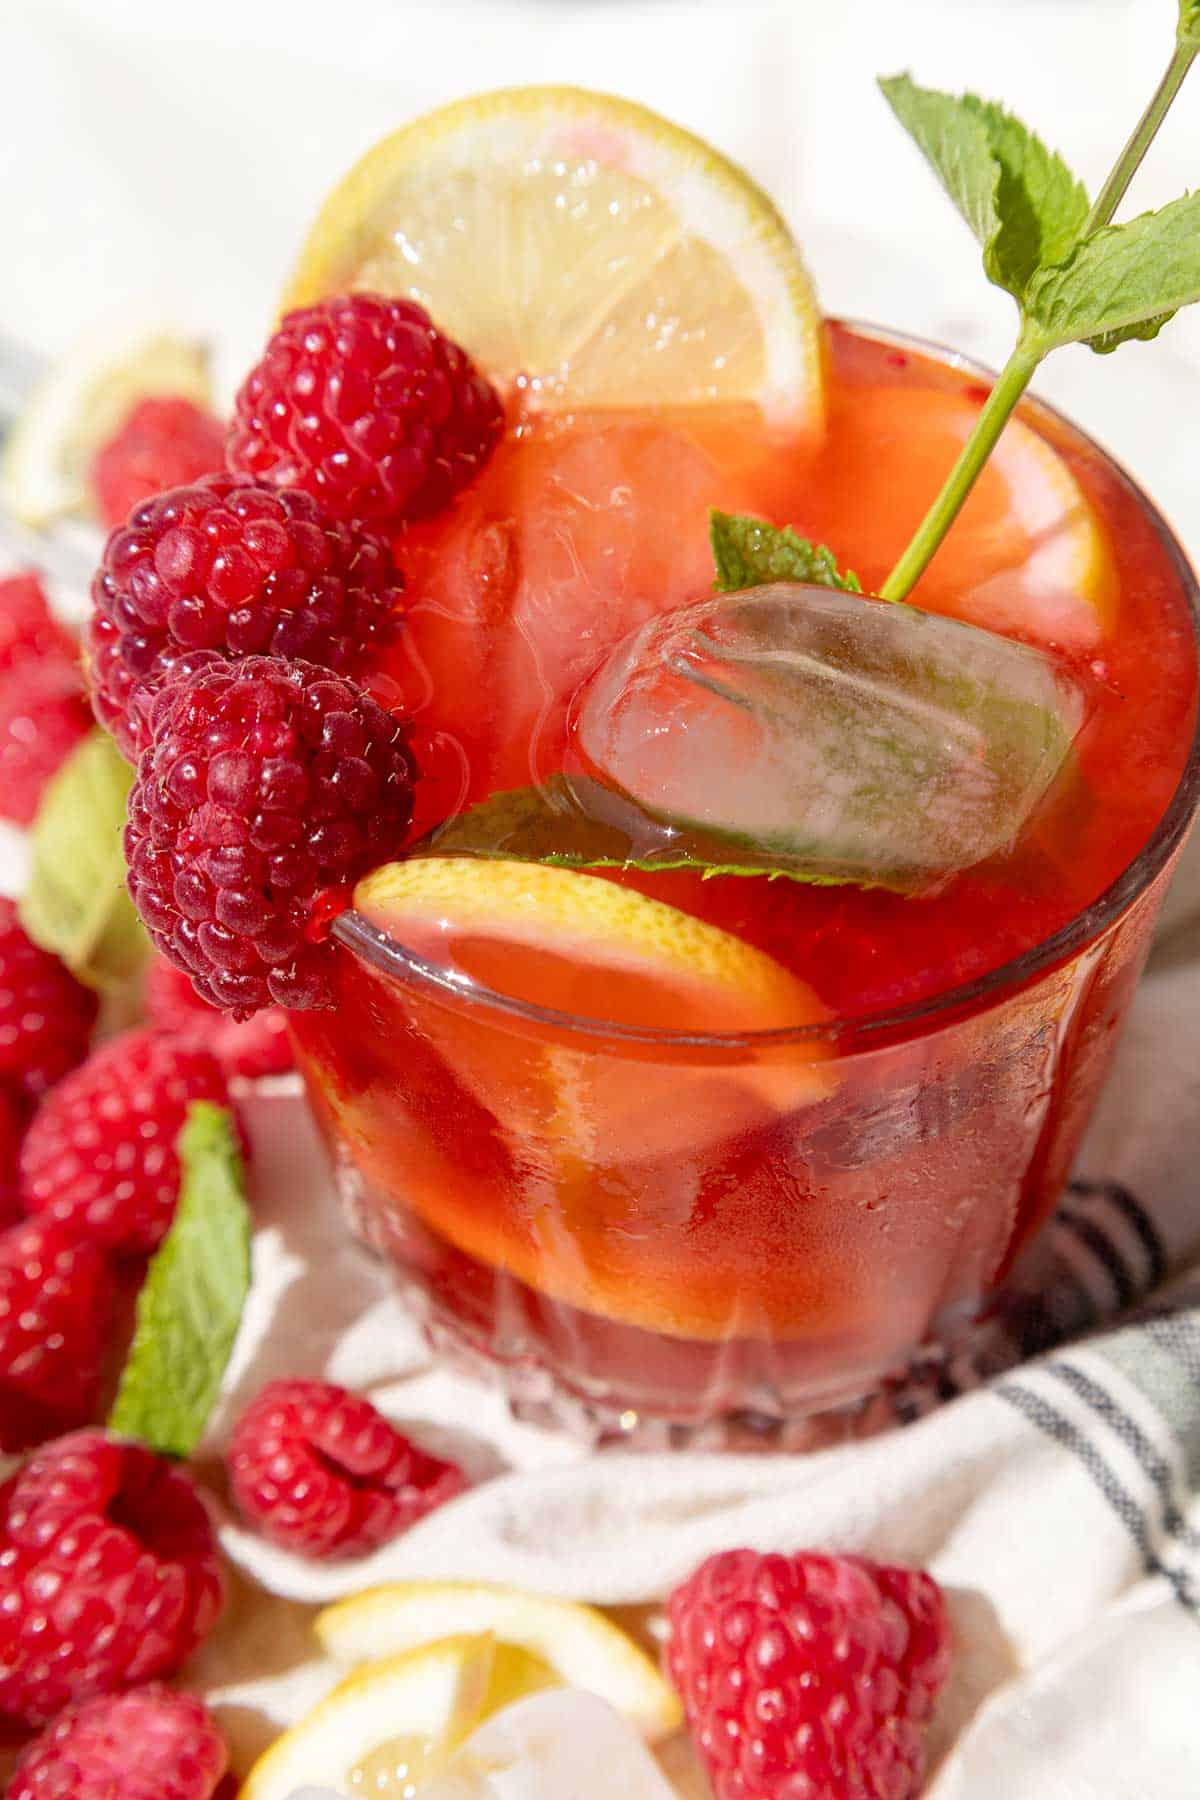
[1181,3,1200,48]
[424,775,871,888]
[1025,191,1200,352]
[19,729,148,993]
[710,511,859,594]
[878,74,1088,301]
[109,1104,251,1459]
[964,96,1090,285]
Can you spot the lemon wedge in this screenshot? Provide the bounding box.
[315,1582,683,1744]
[239,1633,556,1800]
[282,86,824,428]
[1,321,212,528]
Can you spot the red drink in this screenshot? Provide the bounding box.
[291,323,1199,1440]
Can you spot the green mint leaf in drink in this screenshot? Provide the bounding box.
[877,74,1088,302]
[1024,192,1200,352]
[109,1103,251,1459]
[424,773,870,887]
[19,728,149,993]
[710,510,859,594]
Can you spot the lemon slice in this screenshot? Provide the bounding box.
[350,858,833,1332]
[240,1633,556,1800]
[354,857,827,1037]
[316,1582,683,1743]
[282,86,824,427]
[1,320,213,528]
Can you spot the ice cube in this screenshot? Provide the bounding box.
[573,581,1090,891]
[418,1689,677,1799]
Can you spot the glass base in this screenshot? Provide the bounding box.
[334,1139,1141,1451]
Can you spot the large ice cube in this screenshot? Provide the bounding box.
[572,582,1090,891]
[418,1690,677,1799]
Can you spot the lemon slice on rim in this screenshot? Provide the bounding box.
[1,322,213,528]
[349,859,833,1334]
[315,1581,683,1743]
[239,1633,556,1800]
[282,86,824,427]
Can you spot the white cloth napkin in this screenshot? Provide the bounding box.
[4,2,1200,1793]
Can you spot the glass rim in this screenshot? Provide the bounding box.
[334,320,1200,1052]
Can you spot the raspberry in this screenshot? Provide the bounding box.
[227,293,503,528]
[665,1549,952,1800]
[0,654,91,825]
[88,475,404,759]
[9,1685,229,1800]
[125,656,417,1017]
[0,898,98,1105]
[0,1431,224,1730]
[19,1026,231,1256]
[89,395,227,531]
[0,571,78,678]
[0,1216,115,1452]
[227,1378,467,1559]
[146,956,294,1080]
[0,1086,22,1225]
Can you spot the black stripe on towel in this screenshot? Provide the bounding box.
[996,1379,1200,1618]
[1054,1209,1137,1310]
[1044,1361,1200,1553]
[1063,1179,1168,1291]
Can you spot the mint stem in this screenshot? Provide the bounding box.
[1084,41,1196,234]
[880,40,1197,605]
[879,342,1042,602]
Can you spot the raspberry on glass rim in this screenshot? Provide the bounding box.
[88,475,406,761]
[124,655,417,1014]
[227,292,504,528]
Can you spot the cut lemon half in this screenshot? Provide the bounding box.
[316,1582,683,1743]
[282,86,824,427]
[1,320,213,528]
[239,1633,556,1800]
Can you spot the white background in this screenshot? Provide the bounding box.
[2,0,1200,560]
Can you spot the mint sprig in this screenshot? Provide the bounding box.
[878,22,1200,603]
[710,511,859,594]
[1025,192,1200,352]
[109,1103,251,1459]
[878,76,1087,304]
